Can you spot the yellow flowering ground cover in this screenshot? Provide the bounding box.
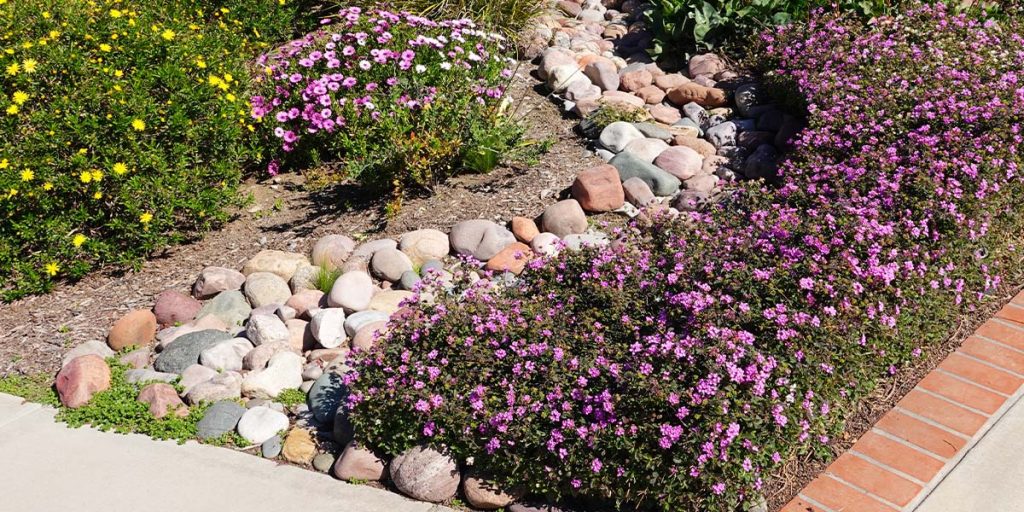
[0,0,309,299]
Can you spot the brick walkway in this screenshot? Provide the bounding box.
[783,291,1024,512]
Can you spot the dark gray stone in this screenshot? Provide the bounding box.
[196,400,246,440]
[610,152,681,196]
[154,330,232,374]
[308,370,346,424]
[734,82,766,117]
[313,453,335,472]
[705,121,737,148]
[681,102,709,128]
[744,144,779,179]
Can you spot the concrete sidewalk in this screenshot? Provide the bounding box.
[0,393,450,512]
[914,392,1024,511]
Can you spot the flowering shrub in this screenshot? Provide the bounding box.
[0,0,306,300]
[346,5,1024,510]
[250,7,519,200]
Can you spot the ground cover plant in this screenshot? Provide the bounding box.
[250,7,520,213]
[346,4,1024,510]
[645,0,1004,57]
[0,0,311,300]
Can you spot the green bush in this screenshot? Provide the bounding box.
[0,0,305,300]
[645,0,1004,57]
[249,7,521,212]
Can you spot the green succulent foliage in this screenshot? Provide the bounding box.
[0,372,59,406]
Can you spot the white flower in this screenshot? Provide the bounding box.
[440,62,452,70]
[415,64,427,73]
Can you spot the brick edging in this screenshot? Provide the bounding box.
[783,291,1024,512]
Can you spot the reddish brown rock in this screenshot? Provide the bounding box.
[352,321,388,351]
[571,164,625,212]
[619,68,653,92]
[153,290,201,326]
[285,289,325,319]
[138,383,189,419]
[107,309,157,351]
[511,217,540,244]
[649,104,682,125]
[622,177,655,206]
[485,242,533,275]
[688,53,726,77]
[55,355,111,409]
[667,83,728,108]
[333,441,386,482]
[600,90,646,109]
[635,85,666,105]
[654,73,689,91]
[654,146,703,181]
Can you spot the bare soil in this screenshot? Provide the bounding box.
[0,66,604,379]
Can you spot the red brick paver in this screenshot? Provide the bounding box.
[784,293,1024,511]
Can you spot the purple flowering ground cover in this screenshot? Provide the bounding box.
[345,5,1024,510]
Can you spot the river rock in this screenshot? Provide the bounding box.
[286,289,325,319]
[242,351,303,398]
[705,121,737,148]
[371,248,413,283]
[464,474,519,509]
[246,314,290,346]
[511,217,540,243]
[138,383,188,419]
[449,220,516,261]
[367,290,415,314]
[262,435,283,458]
[243,272,291,309]
[196,290,252,328]
[654,146,703,180]
[152,290,201,327]
[583,59,619,91]
[333,441,386,481]
[327,271,375,312]
[241,250,310,281]
[282,428,317,464]
[155,330,232,374]
[197,400,246,440]
[598,121,643,153]
[237,406,290,444]
[62,340,114,368]
[179,364,218,395]
[311,234,355,270]
[391,445,460,503]
[689,54,725,77]
[344,310,389,337]
[308,371,346,423]
[55,355,111,408]
[622,137,669,163]
[399,229,450,266]
[540,199,588,238]
[667,83,728,108]
[610,152,681,196]
[351,321,388,351]
[622,176,655,206]
[107,309,157,351]
[310,308,347,349]
[192,267,246,299]
[185,371,243,404]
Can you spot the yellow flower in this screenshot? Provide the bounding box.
[161,29,176,41]
[12,91,28,105]
[131,118,145,131]
[45,262,59,276]
[6,105,18,115]
[90,169,103,182]
[140,212,153,224]
[93,191,103,199]
[20,169,33,181]
[110,9,122,18]
[0,159,8,169]
[112,162,127,175]
[72,234,87,247]
[22,59,37,73]
[114,70,123,78]
[79,171,92,183]
[43,182,53,190]
[5,63,18,75]
[99,43,112,52]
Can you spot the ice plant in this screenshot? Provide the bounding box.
[250,7,518,193]
[346,5,1024,510]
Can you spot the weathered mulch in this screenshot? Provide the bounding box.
[0,65,603,379]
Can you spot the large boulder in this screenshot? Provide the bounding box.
[243,272,291,309]
[241,351,303,398]
[152,290,201,327]
[195,290,252,328]
[370,248,413,283]
[539,200,588,238]
[390,445,461,503]
[55,355,111,408]
[327,271,375,312]
[155,330,232,374]
[107,309,157,351]
[333,441,386,481]
[654,146,703,181]
[311,234,355,270]
[398,229,450,266]
[449,220,516,261]
[192,266,246,299]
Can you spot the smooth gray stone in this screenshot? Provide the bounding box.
[609,151,681,196]
[196,400,246,440]
[307,371,346,424]
[196,290,252,327]
[262,435,283,458]
[155,330,232,375]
